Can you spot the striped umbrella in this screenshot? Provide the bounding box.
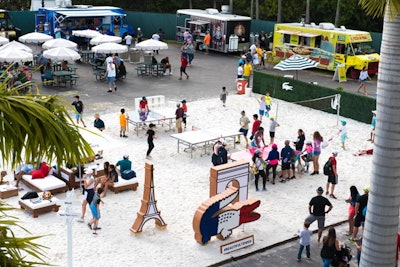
[274,55,319,79]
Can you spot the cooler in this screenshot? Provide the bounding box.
[236,78,248,94]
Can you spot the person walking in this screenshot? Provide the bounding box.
[281,140,294,181]
[252,149,267,191]
[124,32,132,47]
[80,168,96,223]
[220,86,228,107]
[311,131,324,175]
[257,96,266,122]
[72,95,86,127]
[136,27,143,43]
[338,120,348,149]
[357,67,371,96]
[181,100,188,128]
[104,60,117,93]
[265,91,272,118]
[179,53,189,80]
[119,108,128,138]
[186,41,195,66]
[250,114,261,141]
[204,31,210,54]
[243,60,253,87]
[368,110,376,143]
[251,127,266,148]
[266,143,279,184]
[305,187,333,243]
[88,187,104,235]
[269,116,280,144]
[236,110,250,147]
[146,123,156,159]
[320,227,341,267]
[297,221,312,262]
[345,185,360,237]
[349,186,369,242]
[175,102,184,133]
[325,151,338,198]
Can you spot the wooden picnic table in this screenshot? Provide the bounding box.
[53,70,78,87]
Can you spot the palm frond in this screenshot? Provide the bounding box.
[359,0,400,19]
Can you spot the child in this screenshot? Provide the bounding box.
[88,187,104,235]
[181,100,188,129]
[338,120,348,149]
[257,96,266,121]
[297,221,312,261]
[146,123,156,159]
[269,116,280,144]
[179,53,189,80]
[119,108,128,138]
[301,141,313,173]
[139,96,149,125]
[265,91,272,118]
[220,86,228,107]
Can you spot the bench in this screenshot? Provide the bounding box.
[134,95,165,110]
[109,177,139,193]
[94,70,106,81]
[21,174,68,195]
[19,196,60,218]
[136,66,147,76]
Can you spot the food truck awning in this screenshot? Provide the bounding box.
[57,10,125,18]
[277,30,320,38]
[187,20,210,25]
[277,30,300,35]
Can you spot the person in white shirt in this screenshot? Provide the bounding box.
[124,33,132,47]
[249,42,257,55]
[104,61,117,93]
[357,67,371,96]
[152,32,160,54]
[237,63,244,79]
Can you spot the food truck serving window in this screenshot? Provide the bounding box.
[187,20,209,26]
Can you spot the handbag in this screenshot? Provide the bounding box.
[250,163,259,175]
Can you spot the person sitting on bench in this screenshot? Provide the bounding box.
[116,155,136,180]
[161,56,172,75]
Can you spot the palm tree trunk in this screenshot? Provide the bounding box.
[213,0,217,9]
[305,0,310,24]
[229,0,233,12]
[250,0,254,19]
[360,5,400,267]
[334,0,340,27]
[277,0,281,22]
[255,0,259,20]
[189,0,192,9]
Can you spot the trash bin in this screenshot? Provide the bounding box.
[143,52,152,63]
[245,87,252,97]
[129,48,140,63]
[236,78,248,94]
[120,51,129,61]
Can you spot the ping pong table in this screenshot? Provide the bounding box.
[127,110,175,136]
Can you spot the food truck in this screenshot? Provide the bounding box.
[35,5,132,38]
[273,22,380,78]
[0,10,21,41]
[176,8,251,53]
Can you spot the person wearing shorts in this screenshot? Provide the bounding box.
[175,102,184,133]
[269,116,280,144]
[350,186,369,242]
[305,187,333,243]
[104,60,117,93]
[326,151,338,199]
[71,95,86,127]
[236,110,250,146]
[89,187,103,234]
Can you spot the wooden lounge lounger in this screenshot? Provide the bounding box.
[19,197,60,218]
[21,174,68,194]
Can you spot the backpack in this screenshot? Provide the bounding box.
[323,158,332,175]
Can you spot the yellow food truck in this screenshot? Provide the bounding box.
[273,22,380,78]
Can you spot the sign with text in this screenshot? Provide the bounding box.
[220,235,254,254]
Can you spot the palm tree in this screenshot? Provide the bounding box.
[306,0,310,24]
[334,0,340,27]
[358,0,400,266]
[277,0,282,22]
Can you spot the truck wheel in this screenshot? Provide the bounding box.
[347,67,360,79]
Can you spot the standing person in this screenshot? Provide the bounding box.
[179,53,189,80]
[243,60,253,87]
[80,168,96,222]
[152,32,160,54]
[139,96,149,125]
[136,27,143,43]
[281,140,293,181]
[266,143,280,184]
[211,140,222,166]
[251,127,266,148]
[72,95,86,127]
[104,60,117,92]
[320,227,341,267]
[338,120,348,149]
[257,96,266,122]
[325,151,338,198]
[311,131,324,175]
[175,102,184,133]
[297,221,312,262]
[124,32,132,47]
[258,31,268,50]
[220,86,228,107]
[237,62,244,79]
[181,100,188,128]
[265,91,272,118]
[252,149,267,191]
[204,31,211,54]
[294,129,305,163]
[301,141,313,173]
[349,186,369,242]
[93,113,105,131]
[88,187,104,235]
[266,32,273,51]
[269,116,280,144]
[368,110,377,143]
[236,110,250,146]
[250,114,261,141]
[345,186,360,236]
[357,67,371,96]
[146,123,156,159]
[305,187,333,243]
[186,41,195,66]
[119,108,128,138]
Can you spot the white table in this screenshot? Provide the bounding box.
[170,127,241,158]
[128,110,175,136]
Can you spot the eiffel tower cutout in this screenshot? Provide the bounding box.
[130,162,167,234]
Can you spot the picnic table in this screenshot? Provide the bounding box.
[53,70,78,87]
[136,62,164,77]
[81,50,94,63]
[127,110,175,136]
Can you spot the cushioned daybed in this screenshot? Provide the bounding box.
[21,174,67,194]
[109,177,139,193]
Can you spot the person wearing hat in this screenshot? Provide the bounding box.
[338,120,348,149]
[252,149,268,191]
[161,56,172,75]
[305,186,333,243]
[136,27,143,43]
[175,102,184,133]
[146,123,157,160]
[325,151,338,199]
[116,155,132,174]
[350,186,369,243]
[368,110,376,143]
[80,167,97,222]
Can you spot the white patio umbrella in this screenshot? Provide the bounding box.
[0,36,9,45]
[43,47,81,61]
[135,39,168,50]
[273,55,319,79]
[0,47,33,62]
[72,29,101,38]
[0,40,33,53]
[90,35,122,45]
[91,43,128,54]
[19,32,53,44]
[42,38,77,49]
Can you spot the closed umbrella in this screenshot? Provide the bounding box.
[0,47,33,62]
[90,35,122,45]
[273,55,319,79]
[0,40,33,53]
[135,39,168,50]
[72,29,101,38]
[43,47,81,61]
[91,43,128,54]
[0,36,9,45]
[42,38,77,49]
[19,32,53,43]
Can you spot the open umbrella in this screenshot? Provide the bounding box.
[135,39,168,50]
[0,47,33,62]
[0,36,9,45]
[42,38,77,49]
[19,32,53,44]
[0,40,33,53]
[90,35,122,45]
[43,47,81,61]
[91,43,128,54]
[273,55,319,79]
[72,29,101,38]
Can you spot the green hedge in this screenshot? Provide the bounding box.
[253,71,376,124]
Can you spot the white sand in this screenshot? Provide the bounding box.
[3,94,373,266]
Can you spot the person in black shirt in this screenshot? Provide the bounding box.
[161,56,172,75]
[350,186,369,242]
[71,95,86,127]
[175,103,184,133]
[146,123,156,159]
[93,113,105,131]
[305,187,333,243]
